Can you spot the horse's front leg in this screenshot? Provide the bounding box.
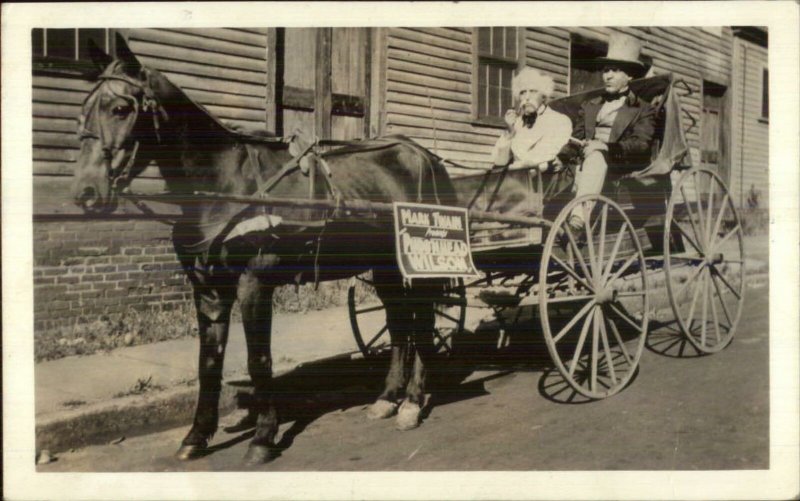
[237,267,278,464]
[176,285,234,460]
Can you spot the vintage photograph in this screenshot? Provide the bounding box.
[3,2,798,500]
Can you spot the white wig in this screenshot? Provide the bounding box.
[512,67,556,100]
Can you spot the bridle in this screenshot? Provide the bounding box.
[77,64,167,192]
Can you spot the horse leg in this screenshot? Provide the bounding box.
[236,268,279,464]
[176,285,234,460]
[396,283,438,431]
[367,274,412,420]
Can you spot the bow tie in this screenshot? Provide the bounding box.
[521,112,538,128]
[602,90,630,102]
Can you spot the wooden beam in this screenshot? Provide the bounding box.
[370,28,388,137]
[264,28,278,133]
[315,28,332,139]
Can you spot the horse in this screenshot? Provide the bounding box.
[72,34,459,463]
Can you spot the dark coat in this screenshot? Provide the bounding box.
[557,91,657,174]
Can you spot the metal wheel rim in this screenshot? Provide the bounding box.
[664,168,745,353]
[539,194,649,399]
[347,275,467,358]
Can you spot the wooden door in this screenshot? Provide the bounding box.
[277,28,370,140]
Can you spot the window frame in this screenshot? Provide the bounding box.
[471,27,525,129]
[32,28,115,77]
[760,66,769,122]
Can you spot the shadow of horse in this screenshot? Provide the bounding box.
[214,299,652,457]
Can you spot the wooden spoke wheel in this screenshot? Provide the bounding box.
[664,168,745,353]
[539,195,649,399]
[347,274,467,358]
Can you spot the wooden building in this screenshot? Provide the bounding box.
[33,26,767,211]
[31,26,768,329]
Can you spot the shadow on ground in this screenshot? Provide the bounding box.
[221,300,652,457]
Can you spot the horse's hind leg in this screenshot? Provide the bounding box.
[397,282,439,431]
[368,272,412,420]
[237,269,278,464]
[176,284,234,460]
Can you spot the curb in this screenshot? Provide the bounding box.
[35,352,362,456]
[36,261,768,456]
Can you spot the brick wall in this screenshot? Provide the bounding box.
[33,216,192,331]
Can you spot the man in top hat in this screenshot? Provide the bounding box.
[491,68,573,172]
[557,33,657,230]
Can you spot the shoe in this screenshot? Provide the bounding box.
[567,215,585,234]
[559,215,586,249]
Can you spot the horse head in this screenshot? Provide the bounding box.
[72,33,168,214]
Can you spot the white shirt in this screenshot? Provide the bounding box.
[491,105,573,169]
[594,95,627,143]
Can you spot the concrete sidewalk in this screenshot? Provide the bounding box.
[35,306,368,454]
[35,243,769,455]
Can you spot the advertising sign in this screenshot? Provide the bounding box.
[393,202,480,280]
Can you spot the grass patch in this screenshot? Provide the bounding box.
[37,277,379,362]
[61,399,87,408]
[35,304,197,363]
[113,376,165,398]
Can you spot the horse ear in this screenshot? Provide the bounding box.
[114,32,142,77]
[88,38,113,72]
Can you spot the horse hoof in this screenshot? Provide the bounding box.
[395,400,422,431]
[175,444,206,461]
[244,444,272,464]
[367,399,398,420]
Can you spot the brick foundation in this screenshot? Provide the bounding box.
[34,216,191,331]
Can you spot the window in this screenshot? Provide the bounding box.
[701,80,727,165]
[761,68,769,120]
[32,28,113,74]
[569,34,607,94]
[473,27,523,126]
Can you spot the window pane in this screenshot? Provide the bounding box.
[501,66,513,112]
[492,27,504,57]
[477,27,491,54]
[46,29,76,59]
[488,83,500,117]
[78,29,107,61]
[505,27,517,60]
[478,84,488,116]
[32,28,44,57]
[488,63,499,87]
[570,34,607,93]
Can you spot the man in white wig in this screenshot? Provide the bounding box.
[491,68,572,172]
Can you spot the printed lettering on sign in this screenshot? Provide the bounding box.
[393,202,480,280]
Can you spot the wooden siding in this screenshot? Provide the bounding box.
[381,26,735,178]
[730,37,769,208]
[32,28,269,214]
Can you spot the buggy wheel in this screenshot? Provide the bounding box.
[539,195,649,399]
[664,168,745,353]
[347,274,467,358]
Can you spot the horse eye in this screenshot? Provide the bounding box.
[112,105,131,117]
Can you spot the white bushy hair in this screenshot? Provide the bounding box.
[511,67,556,102]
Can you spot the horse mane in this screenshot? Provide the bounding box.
[143,65,289,148]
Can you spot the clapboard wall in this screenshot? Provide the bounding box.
[730,35,769,208]
[380,27,737,184]
[32,28,270,215]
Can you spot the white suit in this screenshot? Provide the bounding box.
[491,105,573,170]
